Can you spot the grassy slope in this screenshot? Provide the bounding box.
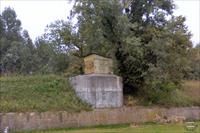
[163,80,200,107]
[182,80,200,106]
[0,75,91,112]
[124,80,200,107]
[14,122,200,133]
[0,75,199,112]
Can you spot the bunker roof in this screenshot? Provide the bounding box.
[84,53,111,59]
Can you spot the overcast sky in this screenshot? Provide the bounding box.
[0,0,199,45]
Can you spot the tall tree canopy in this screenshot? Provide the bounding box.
[56,0,192,104]
[0,7,69,74]
[0,7,30,73]
[42,0,193,100]
[1,1,195,104]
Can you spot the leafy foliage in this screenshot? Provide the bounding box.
[66,0,194,104]
[185,44,200,80]
[0,7,69,74]
[1,1,198,105]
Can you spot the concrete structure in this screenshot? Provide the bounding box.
[1,106,200,132]
[70,74,123,108]
[84,54,113,74]
[70,54,123,108]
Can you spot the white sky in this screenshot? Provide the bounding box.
[0,0,73,42]
[0,0,200,45]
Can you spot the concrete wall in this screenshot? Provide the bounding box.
[0,106,200,132]
[84,54,113,74]
[70,74,123,108]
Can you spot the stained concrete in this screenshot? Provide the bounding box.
[0,107,200,132]
[70,74,123,108]
[84,54,113,74]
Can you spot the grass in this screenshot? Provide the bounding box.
[160,80,200,107]
[13,122,200,133]
[124,80,200,107]
[0,75,91,112]
[0,75,199,112]
[182,80,200,106]
[169,80,200,107]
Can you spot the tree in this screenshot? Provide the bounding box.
[40,20,81,74]
[2,7,22,41]
[0,7,22,73]
[71,0,191,97]
[0,7,35,74]
[42,0,193,104]
[186,43,200,80]
[33,36,70,74]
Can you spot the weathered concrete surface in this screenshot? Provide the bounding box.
[70,74,123,108]
[0,106,199,132]
[84,54,113,74]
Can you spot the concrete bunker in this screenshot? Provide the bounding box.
[70,54,123,108]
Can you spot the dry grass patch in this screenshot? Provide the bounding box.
[182,80,200,105]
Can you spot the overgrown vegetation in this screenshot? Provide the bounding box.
[124,80,200,107]
[182,80,200,106]
[0,76,199,113]
[0,75,91,112]
[0,0,199,106]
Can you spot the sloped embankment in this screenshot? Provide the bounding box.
[0,75,91,112]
